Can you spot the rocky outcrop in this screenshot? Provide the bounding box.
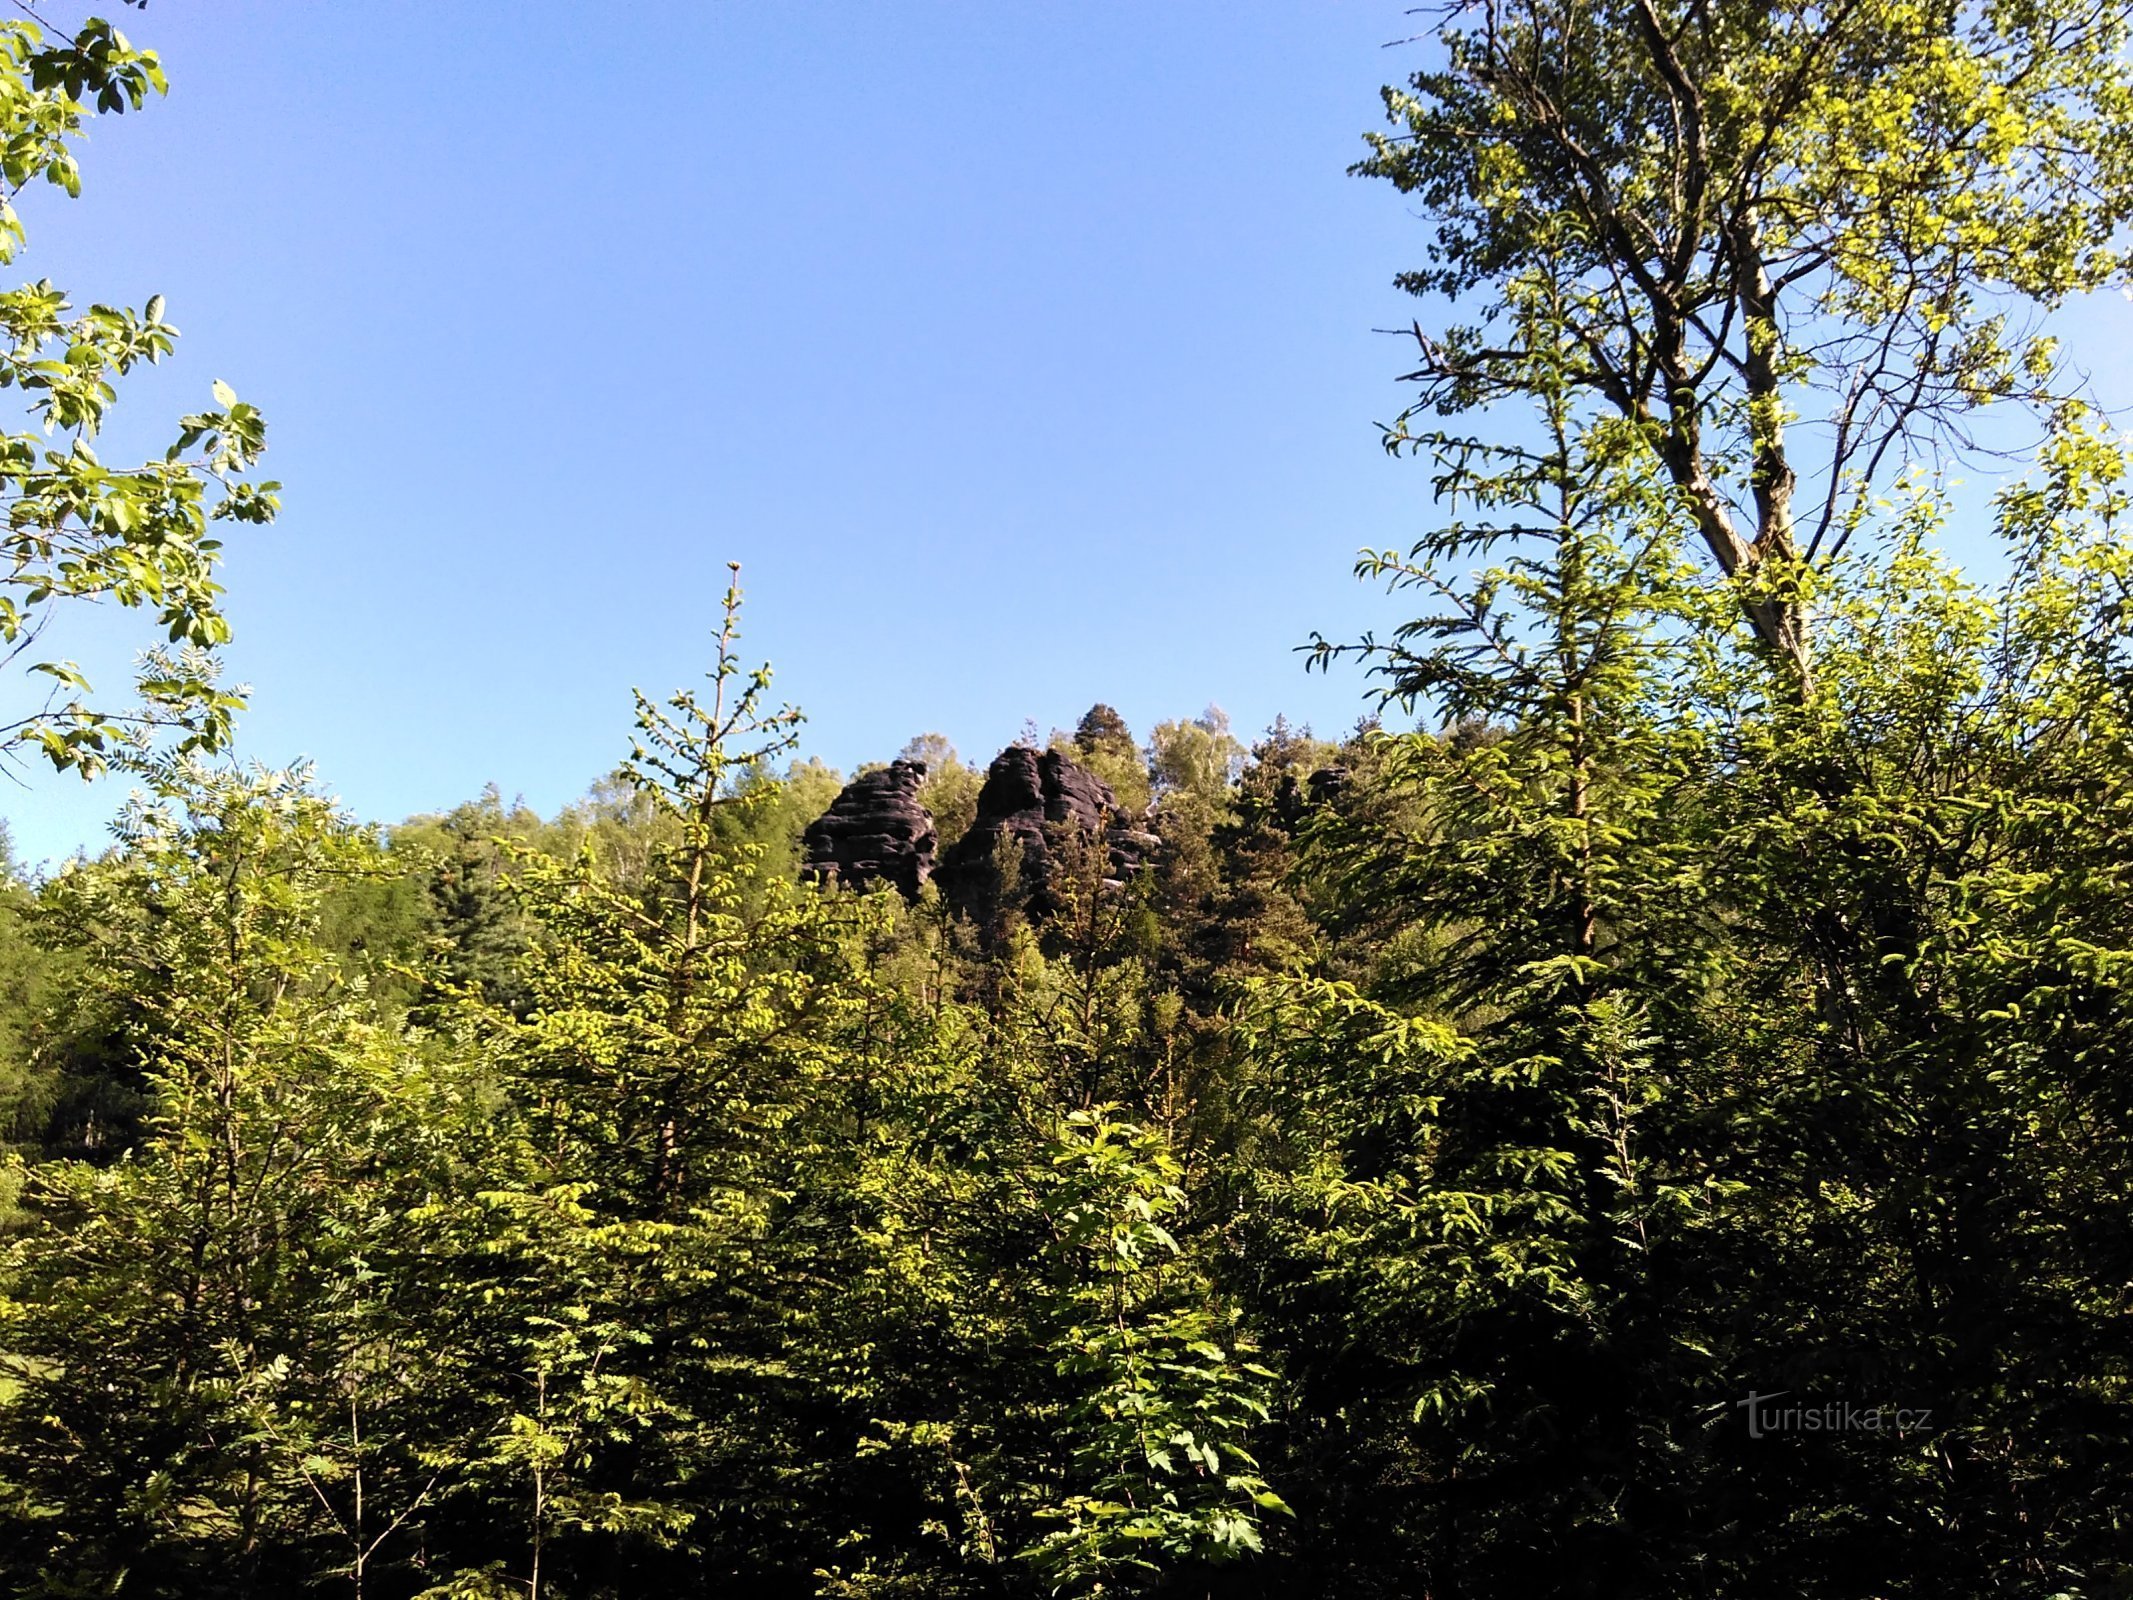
[802,759,936,899]
[934,746,1157,916]
[1272,765,1348,830]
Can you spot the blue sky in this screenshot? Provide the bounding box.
[5,3,2125,867]
[0,1,1447,865]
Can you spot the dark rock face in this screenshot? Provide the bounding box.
[935,746,1157,916]
[802,759,937,899]
[1272,765,1349,831]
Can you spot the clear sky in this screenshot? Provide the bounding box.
[0,0,1456,866]
[4,4,2125,868]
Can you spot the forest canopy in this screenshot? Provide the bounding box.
[0,4,2130,1598]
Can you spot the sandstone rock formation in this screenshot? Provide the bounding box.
[933,746,1158,916]
[801,759,936,899]
[1272,765,1349,830]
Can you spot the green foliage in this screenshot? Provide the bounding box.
[1147,707,1244,811]
[3,6,2133,1596]
[0,761,480,1594]
[903,732,983,847]
[0,842,70,1164]
[1024,1107,1287,1596]
[1054,705,1151,814]
[0,14,276,777]
[509,568,840,1220]
[1357,0,2133,671]
[2,470,2130,1593]
[1247,264,2133,1592]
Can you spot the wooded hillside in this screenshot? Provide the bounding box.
[1,2,2131,1595]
